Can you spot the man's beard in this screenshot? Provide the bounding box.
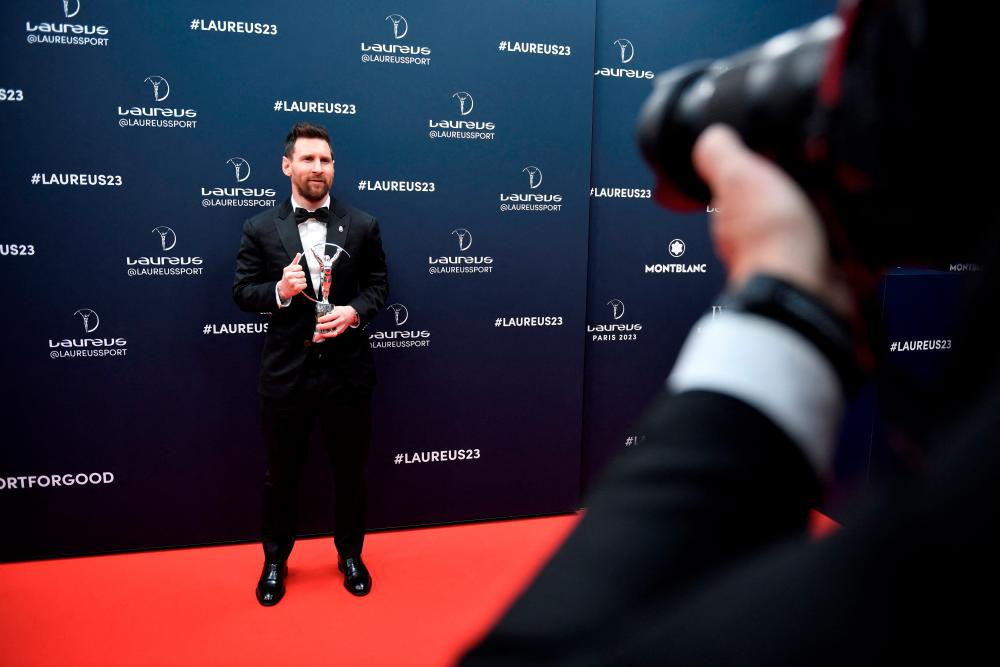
[297,176,330,203]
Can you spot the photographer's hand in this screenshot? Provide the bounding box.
[693,124,855,318]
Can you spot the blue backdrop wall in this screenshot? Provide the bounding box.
[0,0,898,562]
[581,0,840,493]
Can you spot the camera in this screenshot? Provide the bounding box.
[637,1,951,269]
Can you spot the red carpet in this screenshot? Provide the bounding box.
[0,515,579,667]
[809,507,841,539]
[1,510,838,666]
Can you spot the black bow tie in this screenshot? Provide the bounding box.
[294,206,330,224]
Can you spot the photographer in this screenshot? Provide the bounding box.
[462,2,997,659]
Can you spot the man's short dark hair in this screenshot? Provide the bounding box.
[283,122,332,157]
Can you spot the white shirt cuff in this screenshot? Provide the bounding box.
[667,311,844,475]
[275,283,291,308]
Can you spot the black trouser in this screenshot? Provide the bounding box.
[259,355,372,564]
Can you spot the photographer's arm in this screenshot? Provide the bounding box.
[461,125,855,664]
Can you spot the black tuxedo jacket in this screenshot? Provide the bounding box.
[232,197,388,398]
[462,383,1000,664]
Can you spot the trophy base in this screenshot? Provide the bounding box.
[313,302,334,343]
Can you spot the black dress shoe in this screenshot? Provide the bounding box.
[337,556,372,596]
[256,561,288,606]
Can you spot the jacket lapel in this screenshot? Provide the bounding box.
[273,199,317,301]
[275,199,302,261]
[326,197,352,258]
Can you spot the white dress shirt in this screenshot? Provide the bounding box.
[276,194,330,308]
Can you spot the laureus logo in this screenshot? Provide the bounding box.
[360,13,430,64]
[669,238,686,258]
[595,39,653,80]
[451,228,472,252]
[370,303,430,347]
[387,303,409,326]
[385,14,408,39]
[25,1,110,49]
[499,165,562,212]
[74,308,100,333]
[452,91,474,116]
[226,157,251,183]
[144,76,170,102]
[152,226,177,251]
[613,39,634,64]
[429,227,493,274]
[49,309,127,356]
[522,166,543,189]
[588,297,642,340]
[126,226,203,276]
[428,91,494,138]
[200,155,275,205]
[118,77,196,127]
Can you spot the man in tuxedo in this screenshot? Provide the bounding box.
[233,122,388,605]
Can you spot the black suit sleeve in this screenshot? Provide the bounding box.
[462,389,821,665]
[463,383,1000,665]
[232,218,280,314]
[347,217,388,327]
